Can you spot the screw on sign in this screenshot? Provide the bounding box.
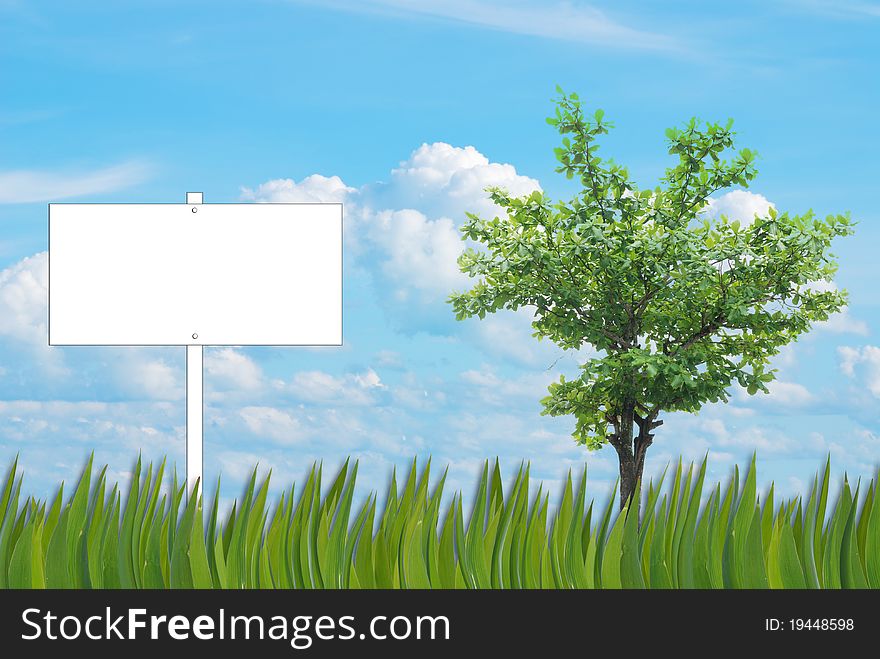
[48,192,343,492]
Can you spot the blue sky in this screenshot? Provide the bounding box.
[1,0,879,505]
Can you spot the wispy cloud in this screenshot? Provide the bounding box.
[0,160,151,204]
[0,108,64,127]
[785,0,880,18]
[301,0,681,51]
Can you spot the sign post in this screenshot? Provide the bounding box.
[186,343,203,492]
[49,192,343,495]
[185,191,204,492]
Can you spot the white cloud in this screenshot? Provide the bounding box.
[376,142,542,221]
[373,208,470,301]
[465,306,592,369]
[118,354,183,400]
[392,143,489,187]
[652,403,880,491]
[205,348,264,391]
[732,379,813,407]
[245,142,541,229]
[375,350,403,368]
[391,386,445,412]
[215,449,271,483]
[239,406,303,444]
[288,369,385,405]
[354,368,385,389]
[310,1,680,51]
[804,281,869,335]
[470,308,545,365]
[854,427,878,442]
[838,346,861,376]
[359,142,542,319]
[704,190,774,227]
[240,174,353,203]
[289,370,350,402]
[806,279,837,294]
[818,311,869,335]
[0,251,47,342]
[837,345,880,396]
[694,414,794,453]
[764,380,814,406]
[772,343,798,368]
[0,251,66,374]
[0,161,151,204]
[459,365,556,406]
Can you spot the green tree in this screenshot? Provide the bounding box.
[449,90,853,512]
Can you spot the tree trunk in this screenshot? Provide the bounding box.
[614,407,660,517]
[616,445,637,512]
[614,396,639,514]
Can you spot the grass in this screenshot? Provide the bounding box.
[0,454,878,589]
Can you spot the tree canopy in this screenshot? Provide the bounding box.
[449,89,853,509]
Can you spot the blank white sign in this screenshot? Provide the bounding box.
[49,203,342,346]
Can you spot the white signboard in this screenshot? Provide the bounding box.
[49,195,343,492]
[49,202,342,346]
